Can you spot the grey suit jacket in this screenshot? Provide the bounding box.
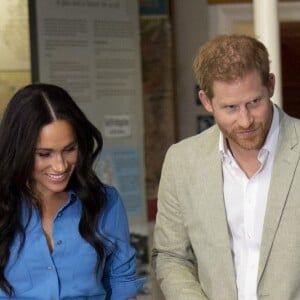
[152,108,300,300]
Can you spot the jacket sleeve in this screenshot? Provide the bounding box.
[152,146,208,300]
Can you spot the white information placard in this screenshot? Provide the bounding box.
[104,115,131,138]
[29,0,146,222]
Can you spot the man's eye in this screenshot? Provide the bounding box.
[249,99,261,107]
[225,105,238,111]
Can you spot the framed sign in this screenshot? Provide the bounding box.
[29,0,147,222]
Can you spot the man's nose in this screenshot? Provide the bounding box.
[238,107,253,128]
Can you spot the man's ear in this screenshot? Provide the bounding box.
[199,90,213,113]
[268,73,275,98]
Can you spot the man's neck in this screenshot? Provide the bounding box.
[227,140,261,178]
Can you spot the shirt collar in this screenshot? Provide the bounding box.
[219,103,279,160]
[66,190,78,205]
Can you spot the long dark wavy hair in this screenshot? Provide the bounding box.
[0,83,106,295]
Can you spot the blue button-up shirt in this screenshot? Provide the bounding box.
[1,185,144,299]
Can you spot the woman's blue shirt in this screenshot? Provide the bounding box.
[1,185,144,299]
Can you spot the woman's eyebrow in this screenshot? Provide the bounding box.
[36,141,78,151]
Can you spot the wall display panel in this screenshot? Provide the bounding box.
[29,0,146,224]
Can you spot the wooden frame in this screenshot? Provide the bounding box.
[208,0,298,3]
[208,0,250,3]
[209,1,300,38]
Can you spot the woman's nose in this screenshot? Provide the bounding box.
[52,153,68,172]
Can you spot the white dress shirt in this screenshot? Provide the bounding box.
[220,105,279,300]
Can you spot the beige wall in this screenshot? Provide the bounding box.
[173,0,210,140]
[0,0,31,116]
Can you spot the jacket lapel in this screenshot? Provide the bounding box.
[258,111,300,282]
[195,127,237,293]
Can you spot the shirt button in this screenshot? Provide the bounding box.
[57,213,62,217]
[47,266,53,270]
[56,240,62,245]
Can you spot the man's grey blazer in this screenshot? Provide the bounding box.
[152,108,300,300]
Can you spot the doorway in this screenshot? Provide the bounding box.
[281,22,300,118]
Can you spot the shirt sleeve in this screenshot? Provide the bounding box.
[101,186,145,300]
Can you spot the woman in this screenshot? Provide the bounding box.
[0,83,144,299]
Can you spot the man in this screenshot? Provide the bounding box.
[152,34,300,300]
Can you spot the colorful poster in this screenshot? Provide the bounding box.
[96,147,145,217]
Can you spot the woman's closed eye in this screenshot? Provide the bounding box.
[36,151,51,158]
[63,145,78,153]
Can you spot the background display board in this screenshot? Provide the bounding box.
[29,0,146,225]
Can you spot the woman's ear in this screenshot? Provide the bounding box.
[199,90,213,113]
